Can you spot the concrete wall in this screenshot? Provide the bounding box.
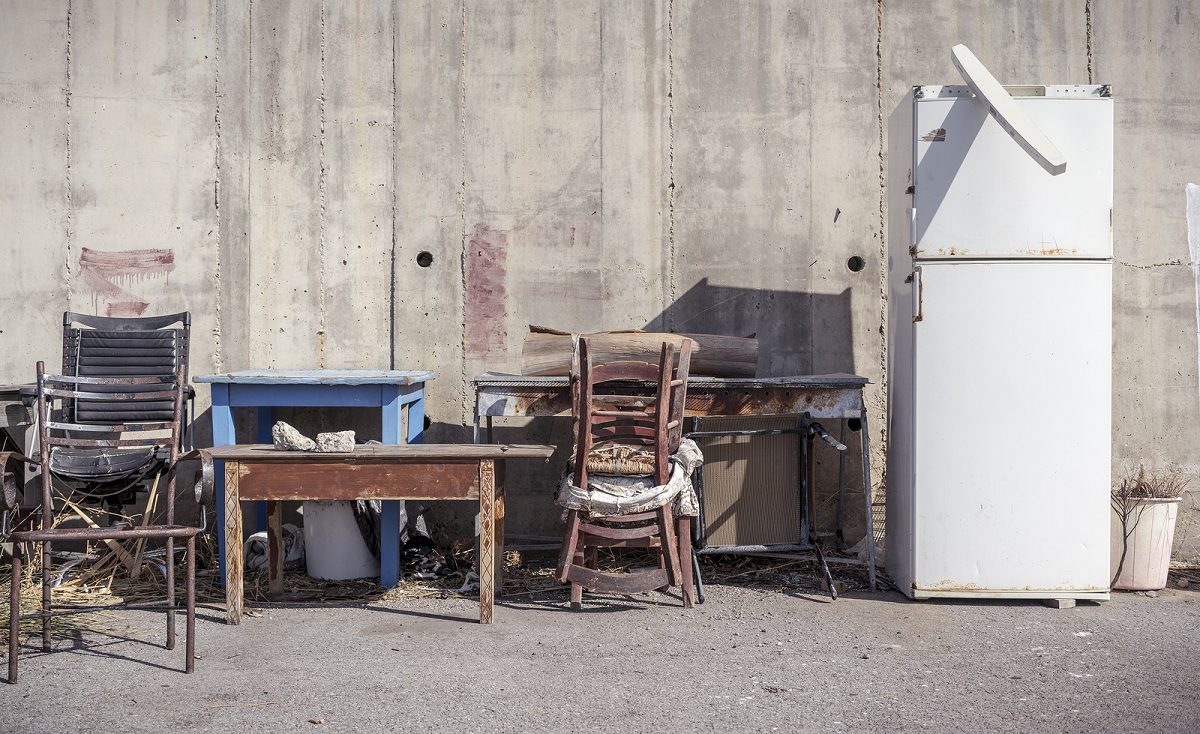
[1,1,1197,558]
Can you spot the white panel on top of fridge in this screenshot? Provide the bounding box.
[912,85,1112,260]
[909,261,1111,596]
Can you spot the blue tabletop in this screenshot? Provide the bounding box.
[196,369,436,385]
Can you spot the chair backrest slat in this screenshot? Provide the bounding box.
[61,312,190,425]
[572,337,693,488]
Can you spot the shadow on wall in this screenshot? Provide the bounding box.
[647,279,868,549]
[644,278,856,376]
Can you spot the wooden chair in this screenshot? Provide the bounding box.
[556,337,695,610]
[5,360,201,683]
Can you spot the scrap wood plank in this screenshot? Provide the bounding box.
[521,328,758,377]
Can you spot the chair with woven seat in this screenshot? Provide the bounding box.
[5,359,201,683]
[555,336,697,610]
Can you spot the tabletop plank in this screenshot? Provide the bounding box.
[202,443,556,461]
[196,369,437,385]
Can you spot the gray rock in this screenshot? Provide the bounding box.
[315,430,355,453]
[272,421,316,451]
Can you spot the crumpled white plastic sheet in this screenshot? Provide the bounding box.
[244,522,305,571]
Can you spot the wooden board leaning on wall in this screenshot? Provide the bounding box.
[521,326,758,378]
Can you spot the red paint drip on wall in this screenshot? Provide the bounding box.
[79,247,175,317]
[465,224,509,358]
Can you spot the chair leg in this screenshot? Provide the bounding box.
[570,581,583,612]
[9,542,21,683]
[166,536,176,651]
[556,510,582,583]
[185,536,195,674]
[40,541,51,653]
[678,516,694,609]
[656,506,681,586]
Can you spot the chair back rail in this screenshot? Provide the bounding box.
[62,311,190,425]
[36,358,185,519]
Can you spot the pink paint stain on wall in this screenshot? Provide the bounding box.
[465,224,509,357]
[79,247,175,317]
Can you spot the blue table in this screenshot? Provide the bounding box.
[195,369,436,587]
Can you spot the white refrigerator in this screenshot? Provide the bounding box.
[886,81,1113,599]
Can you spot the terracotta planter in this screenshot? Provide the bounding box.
[1110,497,1180,590]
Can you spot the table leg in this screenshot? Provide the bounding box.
[254,407,273,533]
[478,459,495,624]
[224,461,243,624]
[494,459,506,597]
[378,386,411,588]
[211,384,234,587]
[380,501,400,587]
[267,500,284,597]
[405,387,425,444]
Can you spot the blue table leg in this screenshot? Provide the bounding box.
[254,406,274,532]
[405,387,426,444]
[211,384,234,587]
[379,387,404,587]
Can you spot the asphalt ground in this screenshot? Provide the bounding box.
[2,564,1197,734]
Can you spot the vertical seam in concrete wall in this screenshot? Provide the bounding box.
[247,0,255,340]
[317,0,328,368]
[213,0,224,370]
[666,0,676,326]
[64,0,75,303]
[459,0,469,419]
[1188,184,1200,422]
[1085,0,1093,84]
[599,10,604,260]
[874,0,886,499]
[389,3,398,371]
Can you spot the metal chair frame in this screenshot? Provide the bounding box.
[5,360,201,683]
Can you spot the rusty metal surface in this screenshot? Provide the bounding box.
[477,383,863,419]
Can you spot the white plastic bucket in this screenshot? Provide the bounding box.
[1110,497,1179,591]
[302,500,380,580]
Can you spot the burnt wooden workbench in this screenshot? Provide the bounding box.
[472,373,877,591]
[201,443,555,624]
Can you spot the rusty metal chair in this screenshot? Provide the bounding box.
[555,337,696,610]
[5,360,201,682]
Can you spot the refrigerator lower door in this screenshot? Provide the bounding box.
[910,260,1111,598]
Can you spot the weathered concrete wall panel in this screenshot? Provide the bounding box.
[323,1,395,370]
[1095,2,1200,557]
[395,0,467,429]
[247,1,324,368]
[67,0,217,334]
[462,0,603,383]
[0,1,70,372]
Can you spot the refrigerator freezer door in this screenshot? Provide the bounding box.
[913,92,1112,259]
[909,261,1111,597]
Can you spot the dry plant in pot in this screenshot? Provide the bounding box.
[1110,466,1189,591]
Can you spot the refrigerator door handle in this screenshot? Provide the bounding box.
[911,267,924,323]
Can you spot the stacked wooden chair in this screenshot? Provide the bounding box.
[555,336,697,610]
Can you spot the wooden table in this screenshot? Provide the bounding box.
[201,443,555,624]
[195,369,436,588]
